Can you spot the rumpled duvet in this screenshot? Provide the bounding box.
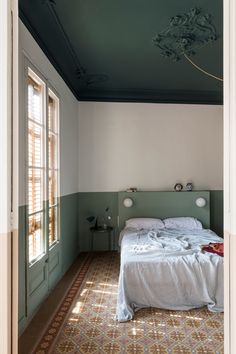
[115,227,224,322]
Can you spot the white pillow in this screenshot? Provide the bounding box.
[125,218,165,230]
[163,217,203,230]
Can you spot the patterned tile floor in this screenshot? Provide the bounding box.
[34,252,224,354]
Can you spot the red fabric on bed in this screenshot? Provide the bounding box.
[202,243,224,257]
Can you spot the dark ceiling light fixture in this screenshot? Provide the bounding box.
[153,8,223,82]
[42,0,109,87]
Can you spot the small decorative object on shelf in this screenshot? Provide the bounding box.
[126,187,138,192]
[174,183,183,192]
[186,182,193,191]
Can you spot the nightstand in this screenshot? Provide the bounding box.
[90,226,114,251]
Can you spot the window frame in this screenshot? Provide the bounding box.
[47,85,61,250]
[25,60,60,267]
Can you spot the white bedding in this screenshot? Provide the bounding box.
[115,227,224,322]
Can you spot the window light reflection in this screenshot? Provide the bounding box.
[99,283,118,287]
[131,328,144,335]
[72,301,83,314]
[92,290,117,295]
[80,289,88,296]
[92,304,108,309]
[148,321,166,327]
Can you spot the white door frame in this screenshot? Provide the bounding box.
[0,0,235,352]
[224,0,236,352]
[0,0,18,353]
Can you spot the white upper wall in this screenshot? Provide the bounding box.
[78,102,223,192]
[18,19,223,198]
[19,21,79,205]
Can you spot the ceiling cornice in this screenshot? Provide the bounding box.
[78,88,222,105]
[19,7,80,100]
[41,0,109,87]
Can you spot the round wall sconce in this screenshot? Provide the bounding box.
[123,197,133,208]
[195,197,206,208]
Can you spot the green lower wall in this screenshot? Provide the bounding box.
[60,193,79,272]
[78,190,224,251]
[18,192,79,334]
[19,190,223,332]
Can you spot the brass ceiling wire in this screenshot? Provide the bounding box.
[184,53,223,82]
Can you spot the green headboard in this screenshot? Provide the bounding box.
[118,191,210,230]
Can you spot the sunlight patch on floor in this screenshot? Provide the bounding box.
[170,313,182,318]
[92,289,117,295]
[80,289,88,296]
[99,282,118,287]
[186,315,203,320]
[92,304,108,308]
[72,301,83,314]
[35,254,224,354]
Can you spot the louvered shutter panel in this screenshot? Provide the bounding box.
[48,90,59,247]
[27,71,45,262]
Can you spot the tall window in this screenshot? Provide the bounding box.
[27,67,60,264]
[48,90,59,247]
[27,69,45,263]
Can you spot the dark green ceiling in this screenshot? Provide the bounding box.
[19,0,223,104]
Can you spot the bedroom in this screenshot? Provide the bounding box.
[18,0,223,352]
[2,0,236,353]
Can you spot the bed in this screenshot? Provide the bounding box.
[115,192,223,322]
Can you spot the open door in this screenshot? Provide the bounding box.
[0,0,18,353]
